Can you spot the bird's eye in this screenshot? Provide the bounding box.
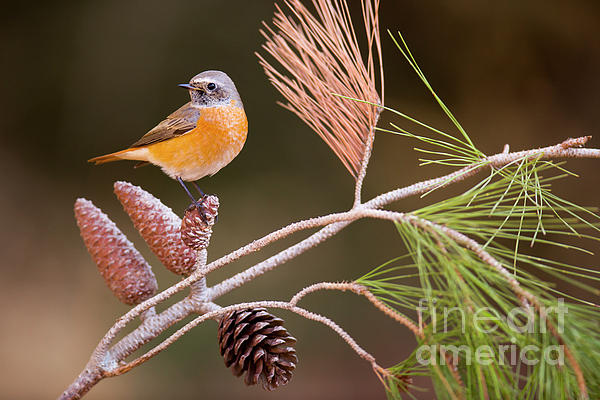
[207,83,216,91]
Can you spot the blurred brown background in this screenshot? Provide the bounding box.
[1,1,599,399]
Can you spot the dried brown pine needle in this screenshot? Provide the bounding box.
[258,0,383,178]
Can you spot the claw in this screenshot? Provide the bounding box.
[187,197,209,224]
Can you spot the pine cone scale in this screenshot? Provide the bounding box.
[248,333,267,347]
[252,348,266,362]
[245,357,263,385]
[233,335,251,354]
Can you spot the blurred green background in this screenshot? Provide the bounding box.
[1,1,599,399]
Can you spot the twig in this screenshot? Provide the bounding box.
[108,301,384,377]
[431,361,462,400]
[353,0,384,205]
[106,295,215,365]
[354,125,377,207]
[290,281,466,395]
[59,367,104,400]
[366,136,599,209]
[290,281,422,337]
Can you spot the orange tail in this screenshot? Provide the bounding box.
[88,149,136,165]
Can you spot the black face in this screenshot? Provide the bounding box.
[188,80,229,106]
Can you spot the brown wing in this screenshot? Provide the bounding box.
[129,102,200,148]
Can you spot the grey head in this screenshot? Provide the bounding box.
[179,70,243,108]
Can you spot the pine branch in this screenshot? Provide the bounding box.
[209,136,600,299]
[60,1,600,398]
[63,140,600,398]
[62,134,599,400]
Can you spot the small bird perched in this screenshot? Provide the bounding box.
[89,70,248,201]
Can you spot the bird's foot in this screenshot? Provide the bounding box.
[188,196,210,224]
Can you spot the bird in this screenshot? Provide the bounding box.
[89,70,248,204]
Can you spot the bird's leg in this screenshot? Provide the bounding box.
[177,177,208,223]
[191,181,205,198]
[177,177,198,203]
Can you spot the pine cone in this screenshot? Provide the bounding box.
[393,373,413,393]
[217,308,298,391]
[74,198,158,305]
[180,195,219,250]
[113,181,197,276]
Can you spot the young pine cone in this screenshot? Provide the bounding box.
[180,196,219,250]
[393,373,413,393]
[217,308,298,391]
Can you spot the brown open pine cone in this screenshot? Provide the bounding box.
[217,308,298,391]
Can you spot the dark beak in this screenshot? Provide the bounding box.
[178,83,195,89]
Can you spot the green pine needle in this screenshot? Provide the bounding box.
[347,30,598,400]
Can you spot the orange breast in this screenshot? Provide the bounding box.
[146,104,248,181]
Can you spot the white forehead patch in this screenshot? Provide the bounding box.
[192,78,213,84]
